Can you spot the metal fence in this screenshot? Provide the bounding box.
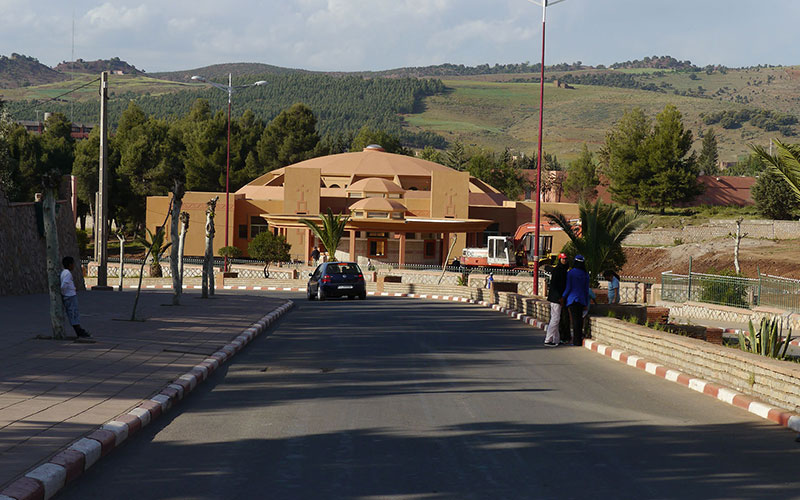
[661,271,800,313]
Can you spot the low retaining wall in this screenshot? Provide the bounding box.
[658,297,800,332]
[590,316,800,413]
[626,219,800,246]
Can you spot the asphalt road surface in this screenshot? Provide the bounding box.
[59,293,800,500]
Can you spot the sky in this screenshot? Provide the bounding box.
[1,0,799,73]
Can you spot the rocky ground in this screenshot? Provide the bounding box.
[622,238,800,280]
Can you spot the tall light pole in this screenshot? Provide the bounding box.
[528,0,566,296]
[191,74,267,272]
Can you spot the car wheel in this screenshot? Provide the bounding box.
[317,286,326,301]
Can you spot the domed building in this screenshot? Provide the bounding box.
[147,145,548,266]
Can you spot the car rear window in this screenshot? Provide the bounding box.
[328,263,360,274]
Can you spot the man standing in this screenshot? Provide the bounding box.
[544,253,568,346]
[61,256,91,338]
[562,255,591,346]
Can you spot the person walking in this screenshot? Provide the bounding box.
[561,254,590,346]
[310,246,320,267]
[544,253,568,346]
[604,270,621,304]
[485,272,494,289]
[60,256,91,338]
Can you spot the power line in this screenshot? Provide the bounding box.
[13,77,101,119]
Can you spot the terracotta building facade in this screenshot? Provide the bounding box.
[146,146,576,267]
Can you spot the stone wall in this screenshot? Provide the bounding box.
[626,219,800,246]
[590,316,800,413]
[0,185,84,296]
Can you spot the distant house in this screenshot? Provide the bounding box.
[523,172,755,207]
[16,119,94,140]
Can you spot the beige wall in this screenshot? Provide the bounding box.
[431,170,469,219]
[283,167,320,215]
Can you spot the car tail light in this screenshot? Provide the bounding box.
[321,274,332,283]
[357,274,363,280]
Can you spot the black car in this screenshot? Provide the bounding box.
[307,261,367,300]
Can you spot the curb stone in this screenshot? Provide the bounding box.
[583,339,800,434]
[0,300,294,500]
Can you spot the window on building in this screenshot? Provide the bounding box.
[391,212,404,220]
[238,225,248,239]
[405,232,416,239]
[424,240,436,258]
[388,193,401,199]
[347,192,364,198]
[367,212,389,219]
[367,232,388,238]
[353,211,364,218]
[368,239,386,258]
[251,216,269,237]
[329,184,340,188]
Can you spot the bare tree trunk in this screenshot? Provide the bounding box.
[131,199,173,321]
[116,229,125,291]
[733,219,746,274]
[170,182,185,305]
[43,186,66,339]
[178,212,189,293]
[202,197,218,299]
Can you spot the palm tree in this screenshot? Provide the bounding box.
[300,208,350,262]
[545,199,644,285]
[751,140,800,202]
[137,227,171,277]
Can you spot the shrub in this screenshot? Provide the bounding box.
[75,229,90,258]
[737,317,792,359]
[695,269,749,308]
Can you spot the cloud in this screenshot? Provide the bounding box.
[85,2,150,30]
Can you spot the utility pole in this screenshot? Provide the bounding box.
[94,71,112,290]
[527,0,566,296]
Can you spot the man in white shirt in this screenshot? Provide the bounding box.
[61,256,91,338]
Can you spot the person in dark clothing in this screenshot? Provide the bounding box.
[561,254,590,346]
[310,246,320,266]
[544,253,568,346]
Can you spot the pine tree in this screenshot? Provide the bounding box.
[257,102,321,171]
[641,104,702,213]
[563,144,599,201]
[698,128,719,175]
[604,107,652,208]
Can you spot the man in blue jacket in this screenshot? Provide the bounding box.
[561,254,590,346]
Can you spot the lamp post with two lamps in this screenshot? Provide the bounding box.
[527,0,566,295]
[190,73,268,272]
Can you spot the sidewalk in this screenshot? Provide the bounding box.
[0,288,288,490]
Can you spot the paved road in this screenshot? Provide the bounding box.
[59,294,800,500]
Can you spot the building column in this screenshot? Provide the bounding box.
[306,228,314,265]
[398,232,406,267]
[349,229,357,261]
[441,232,450,267]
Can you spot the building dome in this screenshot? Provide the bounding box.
[346,177,405,195]
[348,198,407,212]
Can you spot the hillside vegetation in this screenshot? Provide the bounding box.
[1,54,798,160]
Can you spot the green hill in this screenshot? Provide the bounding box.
[149,62,311,82]
[2,55,799,161]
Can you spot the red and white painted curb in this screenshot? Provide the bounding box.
[583,339,800,433]
[0,301,294,500]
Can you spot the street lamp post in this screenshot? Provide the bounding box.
[527,0,566,296]
[191,74,267,272]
